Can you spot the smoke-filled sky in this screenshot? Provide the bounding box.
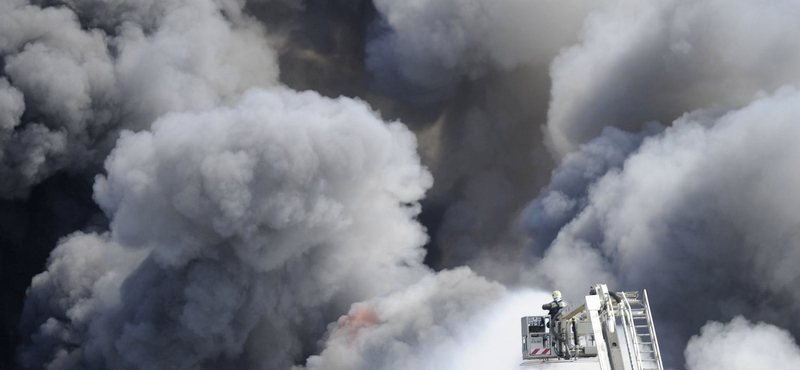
[3,0,800,369]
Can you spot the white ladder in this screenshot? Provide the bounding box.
[619,290,664,370]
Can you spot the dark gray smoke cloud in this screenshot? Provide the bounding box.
[522,122,664,256]
[361,0,614,279]
[523,88,800,366]
[367,0,606,103]
[413,69,556,281]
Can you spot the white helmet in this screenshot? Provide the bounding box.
[552,290,562,300]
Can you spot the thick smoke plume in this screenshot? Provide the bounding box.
[6,0,800,369]
[20,88,433,369]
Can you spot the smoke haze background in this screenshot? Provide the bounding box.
[2,0,800,369]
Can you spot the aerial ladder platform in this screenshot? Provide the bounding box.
[520,284,664,370]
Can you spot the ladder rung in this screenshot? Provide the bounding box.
[634,325,649,328]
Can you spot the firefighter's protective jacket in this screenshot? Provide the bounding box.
[542,300,567,317]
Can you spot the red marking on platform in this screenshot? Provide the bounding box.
[532,349,540,355]
[542,349,550,355]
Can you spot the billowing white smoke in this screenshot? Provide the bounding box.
[19,88,434,369]
[685,317,800,370]
[0,0,277,198]
[300,268,505,370]
[368,0,608,102]
[302,283,602,370]
[546,0,800,157]
[524,88,800,364]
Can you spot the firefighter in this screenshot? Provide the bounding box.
[543,290,569,358]
[542,290,567,318]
